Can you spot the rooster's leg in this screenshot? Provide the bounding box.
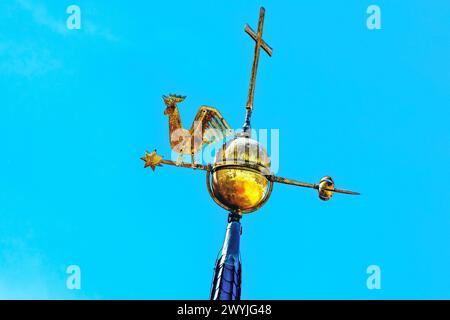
[190,136,196,168]
[191,150,197,168]
[191,154,196,168]
[176,148,183,166]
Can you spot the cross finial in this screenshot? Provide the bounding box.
[242,7,272,136]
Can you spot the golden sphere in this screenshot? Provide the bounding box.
[208,137,272,213]
[318,176,334,201]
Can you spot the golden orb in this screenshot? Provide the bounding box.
[207,137,273,213]
[318,176,334,201]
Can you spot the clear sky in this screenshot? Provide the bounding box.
[0,0,449,299]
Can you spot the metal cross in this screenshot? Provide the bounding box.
[242,7,273,135]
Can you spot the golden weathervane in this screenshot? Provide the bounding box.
[141,7,359,215]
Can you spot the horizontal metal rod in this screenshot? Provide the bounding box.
[332,188,361,196]
[270,175,317,189]
[160,159,210,171]
[270,175,360,195]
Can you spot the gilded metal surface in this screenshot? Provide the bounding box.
[140,150,163,171]
[214,137,271,167]
[163,94,235,166]
[318,176,334,201]
[207,137,273,213]
[206,166,273,214]
[212,168,269,212]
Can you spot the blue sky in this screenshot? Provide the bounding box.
[0,0,449,299]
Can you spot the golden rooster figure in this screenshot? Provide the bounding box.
[162,94,235,167]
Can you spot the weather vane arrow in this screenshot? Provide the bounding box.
[141,150,360,199]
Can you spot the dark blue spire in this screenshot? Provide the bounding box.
[210,213,242,300]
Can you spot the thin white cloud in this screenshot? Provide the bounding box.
[2,1,120,76]
[16,0,68,35]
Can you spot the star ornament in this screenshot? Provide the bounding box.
[140,150,163,171]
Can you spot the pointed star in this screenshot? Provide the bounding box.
[140,150,163,171]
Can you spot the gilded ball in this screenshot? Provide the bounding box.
[209,137,272,213]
